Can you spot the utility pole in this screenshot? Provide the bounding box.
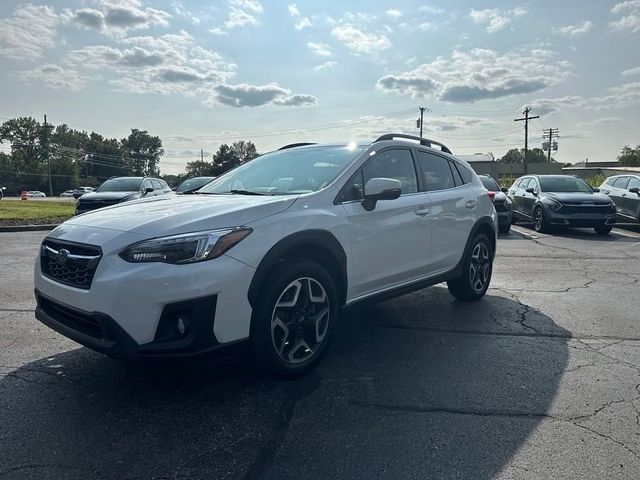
[514,107,539,174]
[417,106,428,138]
[201,148,204,162]
[542,128,559,162]
[43,114,53,197]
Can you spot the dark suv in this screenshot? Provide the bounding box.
[76,177,172,215]
[508,175,616,235]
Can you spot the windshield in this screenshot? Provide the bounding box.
[199,145,365,195]
[539,177,593,193]
[177,177,215,192]
[479,177,500,191]
[96,178,142,192]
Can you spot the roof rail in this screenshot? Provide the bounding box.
[278,142,317,150]
[373,133,452,154]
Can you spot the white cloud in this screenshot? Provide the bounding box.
[577,117,622,128]
[288,4,300,17]
[526,96,584,115]
[622,65,640,75]
[23,64,87,91]
[610,1,640,32]
[385,9,402,20]
[64,1,171,36]
[418,6,445,14]
[210,83,316,107]
[0,4,59,61]
[588,81,640,109]
[224,0,263,29]
[377,48,572,103]
[314,61,338,71]
[331,24,391,54]
[469,7,526,33]
[295,17,312,30]
[308,42,331,56]
[553,21,594,37]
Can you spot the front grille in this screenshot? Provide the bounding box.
[77,200,116,211]
[37,295,103,339]
[558,204,612,215]
[41,239,102,290]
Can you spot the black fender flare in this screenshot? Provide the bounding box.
[450,216,497,278]
[247,229,348,308]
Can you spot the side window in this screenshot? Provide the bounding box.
[604,177,616,186]
[151,179,163,191]
[448,160,464,186]
[530,179,539,192]
[613,177,630,189]
[455,163,473,185]
[161,180,172,193]
[415,151,455,191]
[628,177,640,189]
[363,149,418,195]
[141,179,152,192]
[340,171,365,202]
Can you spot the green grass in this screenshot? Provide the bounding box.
[0,199,75,222]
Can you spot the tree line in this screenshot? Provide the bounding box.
[0,117,164,195]
[497,146,640,166]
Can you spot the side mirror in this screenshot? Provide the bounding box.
[525,187,536,195]
[593,188,600,193]
[143,187,154,195]
[362,178,401,211]
[500,187,508,193]
[629,187,640,195]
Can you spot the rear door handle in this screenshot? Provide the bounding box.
[415,207,430,216]
[465,200,477,209]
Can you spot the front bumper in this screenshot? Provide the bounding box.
[547,211,616,227]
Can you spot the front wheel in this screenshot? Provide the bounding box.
[249,260,338,379]
[594,225,612,235]
[533,206,550,233]
[447,233,494,301]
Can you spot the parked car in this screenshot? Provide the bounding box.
[34,133,498,378]
[75,176,172,215]
[175,176,216,194]
[599,175,640,224]
[507,175,616,234]
[27,191,46,198]
[60,190,74,198]
[72,186,94,199]
[478,175,512,234]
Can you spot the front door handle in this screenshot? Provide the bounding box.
[622,193,627,197]
[604,190,610,194]
[415,207,430,216]
[465,200,477,209]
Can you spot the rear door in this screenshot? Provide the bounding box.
[341,148,432,299]
[511,177,531,218]
[521,177,539,216]
[611,176,631,218]
[415,150,476,273]
[622,176,640,221]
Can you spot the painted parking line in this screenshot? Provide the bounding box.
[510,225,538,239]
[612,228,640,240]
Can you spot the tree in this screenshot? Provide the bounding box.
[185,159,216,177]
[210,141,259,175]
[618,145,640,167]
[498,148,546,163]
[121,129,164,176]
[83,132,126,180]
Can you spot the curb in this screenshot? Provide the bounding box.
[0,224,58,232]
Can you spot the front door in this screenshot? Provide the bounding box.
[341,148,432,300]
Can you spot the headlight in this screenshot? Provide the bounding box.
[548,199,563,212]
[120,227,252,264]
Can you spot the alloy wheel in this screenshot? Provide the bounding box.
[270,277,330,364]
[469,242,491,293]
[534,208,543,231]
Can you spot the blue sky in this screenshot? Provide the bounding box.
[0,0,639,174]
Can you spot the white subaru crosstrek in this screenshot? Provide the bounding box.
[34,134,498,378]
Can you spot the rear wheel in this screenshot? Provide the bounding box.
[594,225,612,235]
[249,260,338,379]
[447,233,493,302]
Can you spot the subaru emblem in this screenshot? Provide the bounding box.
[57,248,70,266]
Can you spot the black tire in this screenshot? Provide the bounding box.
[533,206,550,233]
[447,233,493,302]
[499,222,511,234]
[594,225,612,235]
[249,260,339,379]
[511,215,517,225]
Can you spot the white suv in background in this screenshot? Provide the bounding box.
[34,134,498,378]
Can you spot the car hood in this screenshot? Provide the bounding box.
[544,192,612,204]
[66,193,299,236]
[78,191,138,201]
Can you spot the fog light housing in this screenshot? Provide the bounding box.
[177,316,188,335]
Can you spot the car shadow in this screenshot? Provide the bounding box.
[0,287,569,480]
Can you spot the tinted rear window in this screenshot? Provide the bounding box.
[479,176,500,191]
[96,178,142,192]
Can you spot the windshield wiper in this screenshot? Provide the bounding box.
[226,189,266,196]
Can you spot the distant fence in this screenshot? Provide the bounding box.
[562,166,640,179]
[466,161,563,179]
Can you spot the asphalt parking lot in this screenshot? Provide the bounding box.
[1,226,639,479]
